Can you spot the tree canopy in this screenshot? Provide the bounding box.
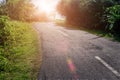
[57,0,120,31]
[0,0,48,22]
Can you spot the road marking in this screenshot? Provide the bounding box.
[95,56,120,77]
[58,30,69,37]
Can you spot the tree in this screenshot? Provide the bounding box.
[0,0,7,15]
[6,0,35,21]
[0,0,36,21]
[57,0,120,30]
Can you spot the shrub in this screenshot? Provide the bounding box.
[105,5,120,36]
[0,16,37,79]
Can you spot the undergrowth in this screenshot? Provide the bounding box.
[0,16,40,80]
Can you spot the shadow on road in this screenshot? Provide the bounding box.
[55,22,81,30]
[55,22,109,40]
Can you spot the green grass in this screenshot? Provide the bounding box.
[55,19,120,42]
[0,18,42,80]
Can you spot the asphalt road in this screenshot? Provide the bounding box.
[34,22,120,80]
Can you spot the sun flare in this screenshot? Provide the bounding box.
[32,0,60,14]
[38,1,53,14]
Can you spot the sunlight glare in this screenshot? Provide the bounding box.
[32,0,60,14]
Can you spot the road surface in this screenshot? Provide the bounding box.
[34,22,120,80]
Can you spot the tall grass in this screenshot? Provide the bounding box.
[0,16,40,80]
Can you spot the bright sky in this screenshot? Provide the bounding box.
[32,0,60,14]
[0,0,3,2]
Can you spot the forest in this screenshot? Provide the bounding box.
[57,0,120,37]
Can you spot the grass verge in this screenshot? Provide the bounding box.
[0,17,41,80]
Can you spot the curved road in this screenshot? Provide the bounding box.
[34,22,120,80]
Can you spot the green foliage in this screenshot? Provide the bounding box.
[6,0,35,21]
[106,5,120,29]
[0,0,49,22]
[57,0,107,28]
[105,5,120,36]
[0,0,36,22]
[0,16,10,46]
[0,16,37,79]
[57,0,120,36]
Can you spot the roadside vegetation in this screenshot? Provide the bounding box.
[0,0,42,79]
[0,16,40,79]
[57,0,120,41]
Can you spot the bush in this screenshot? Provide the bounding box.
[105,5,120,36]
[0,16,37,79]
